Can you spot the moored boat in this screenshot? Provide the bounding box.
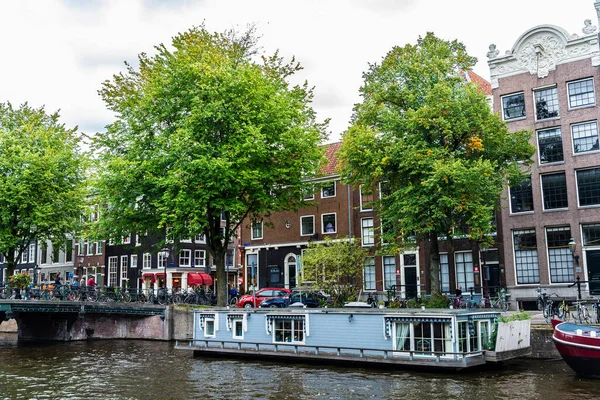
[177,308,531,370]
[552,319,600,378]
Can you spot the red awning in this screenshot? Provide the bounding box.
[188,273,213,286]
[142,273,155,278]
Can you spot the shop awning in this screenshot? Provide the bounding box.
[188,273,213,286]
[142,273,156,278]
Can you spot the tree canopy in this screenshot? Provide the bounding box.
[338,33,534,293]
[0,102,87,278]
[300,238,369,307]
[92,25,327,305]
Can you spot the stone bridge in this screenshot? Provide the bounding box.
[0,300,191,342]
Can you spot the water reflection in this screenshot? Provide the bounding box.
[1,333,600,400]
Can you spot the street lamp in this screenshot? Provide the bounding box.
[568,238,580,267]
[78,256,84,283]
[480,243,490,308]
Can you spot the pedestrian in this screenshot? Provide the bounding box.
[54,272,62,287]
[454,284,462,308]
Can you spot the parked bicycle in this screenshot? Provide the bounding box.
[366,292,379,308]
[537,287,566,322]
[489,288,510,311]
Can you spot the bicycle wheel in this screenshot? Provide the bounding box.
[229,296,238,307]
[536,298,544,311]
[558,302,568,321]
[581,305,590,324]
[543,302,551,320]
[502,300,510,312]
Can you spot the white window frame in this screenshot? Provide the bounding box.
[194,250,206,268]
[86,241,94,256]
[143,253,151,269]
[20,250,27,263]
[321,181,336,198]
[251,222,263,240]
[571,120,599,155]
[131,254,138,269]
[179,249,191,267]
[120,255,128,286]
[108,256,118,287]
[383,256,396,290]
[363,257,376,291]
[360,185,374,211]
[122,235,131,245]
[567,77,596,110]
[158,253,166,269]
[533,85,560,121]
[272,318,306,344]
[361,217,374,246]
[204,318,216,338]
[300,215,315,236]
[96,241,103,255]
[232,319,244,339]
[28,243,35,264]
[195,234,206,243]
[322,213,337,235]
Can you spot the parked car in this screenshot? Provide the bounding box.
[259,291,324,308]
[237,288,291,308]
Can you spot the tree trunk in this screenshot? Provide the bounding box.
[214,252,227,307]
[428,232,441,294]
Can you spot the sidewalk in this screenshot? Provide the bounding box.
[504,309,548,326]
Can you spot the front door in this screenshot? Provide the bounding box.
[587,250,600,295]
[285,254,297,289]
[404,267,417,299]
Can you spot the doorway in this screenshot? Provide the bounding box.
[586,250,600,295]
[284,254,297,289]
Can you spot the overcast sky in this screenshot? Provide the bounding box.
[0,0,595,143]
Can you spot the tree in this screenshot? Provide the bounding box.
[338,33,534,293]
[93,25,327,306]
[0,102,87,279]
[300,238,369,307]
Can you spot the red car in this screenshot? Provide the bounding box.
[237,288,291,308]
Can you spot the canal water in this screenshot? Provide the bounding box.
[1,333,599,400]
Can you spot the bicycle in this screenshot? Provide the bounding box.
[537,288,565,322]
[592,298,600,324]
[490,288,510,311]
[572,298,591,324]
[366,292,379,308]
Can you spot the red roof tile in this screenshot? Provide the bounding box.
[320,142,341,176]
[463,70,492,95]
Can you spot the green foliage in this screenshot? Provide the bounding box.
[300,238,368,307]
[92,25,327,306]
[339,33,534,292]
[9,273,31,290]
[404,292,450,308]
[0,103,87,275]
[499,310,531,322]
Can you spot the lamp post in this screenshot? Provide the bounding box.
[78,256,84,283]
[160,246,172,303]
[480,243,490,308]
[568,237,580,272]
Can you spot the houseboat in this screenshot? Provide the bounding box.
[176,307,531,370]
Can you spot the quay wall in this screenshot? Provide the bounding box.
[2,306,562,359]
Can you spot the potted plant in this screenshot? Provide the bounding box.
[9,273,32,299]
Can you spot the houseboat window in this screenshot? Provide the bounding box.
[432,322,452,353]
[274,319,305,344]
[233,320,243,339]
[394,323,410,352]
[205,319,216,337]
[469,322,480,351]
[458,321,468,353]
[413,322,432,353]
[480,321,491,350]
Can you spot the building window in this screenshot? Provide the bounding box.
[568,78,595,109]
[583,223,600,247]
[363,257,376,290]
[204,319,216,337]
[509,177,534,214]
[143,253,151,269]
[300,216,314,236]
[537,127,563,164]
[577,168,600,206]
[440,253,450,293]
[179,249,191,267]
[194,250,205,267]
[322,213,336,234]
[383,256,396,290]
[572,121,599,154]
[96,241,103,255]
[541,172,568,210]
[108,256,118,287]
[303,187,314,200]
[534,87,559,120]
[251,222,263,240]
[455,252,474,292]
[360,185,374,211]
[546,227,574,284]
[274,319,305,344]
[158,253,166,269]
[131,254,138,269]
[502,92,525,120]
[194,234,206,243]
[20,250,27,263]
[362,218,374,246]
[513,229,539,284]
[86,241,94,256]
[123,235,131,245]
[120,255,128,286]
[321,181,336,198]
